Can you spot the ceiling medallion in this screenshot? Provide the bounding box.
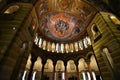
[55,19,69,34]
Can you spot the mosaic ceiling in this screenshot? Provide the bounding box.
[36,0,96,42]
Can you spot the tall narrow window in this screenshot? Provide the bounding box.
[83,38,88,48]
[78,40,83,50]
[70,43,74,52]
[56,43,59,53]
[74,42,79,51]
[52,42,55,52]
[38,38,42,48]
[42,40,46,50]
[102,48,114,68]
[65,43,69,53]
[47,42,51,51]
[61,43,64,53]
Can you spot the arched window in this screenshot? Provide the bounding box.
[51,42,55,52]
[56,43,59,53]
[42,40,47,50]
[78,40,83,50]
[4,5,20,14]
[70,43,74,52]
[109,15,120,30]
[38,38,42,48]
[60,43,64,53]
[65,43,69,53]
[102,48,114,68]
[74,42,78,51]
[91,23,101,42]
[47,42,51,51]
[109,15,120,25]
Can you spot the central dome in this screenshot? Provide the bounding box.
[39,12,86,42]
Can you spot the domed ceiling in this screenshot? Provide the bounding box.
[36,0,96,42]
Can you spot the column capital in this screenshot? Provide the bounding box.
[85,59,90,65]
[42,59,47,65]
[74,61,79,66]
[53,61,57,66]
[64,61,67,67]
[31,56,37,63]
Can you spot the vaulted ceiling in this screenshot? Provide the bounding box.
[35,0,97,42]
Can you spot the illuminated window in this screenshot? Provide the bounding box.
[78,40,83,50]
[74,42,79,51]
[4,5,19,14]
[102,48,114,68]
[65,43,69,53]
[70,43,74,52]
[52,42,55,52]
[38,38,42,48]
[83,38,88,48]
[61,43,64,53]
[56,43,59,53]
[109,15,120,25]
[47,42,51,51]
[42,40,46,50]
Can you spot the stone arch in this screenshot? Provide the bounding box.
[44,59,53,72]
[56,60,65,71]
[67,60,76,72]
[33,57,42,71]
[86,51,94,60]
[78,58,87,72]
[89,55,99,71]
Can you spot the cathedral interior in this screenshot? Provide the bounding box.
[0,0,120,80]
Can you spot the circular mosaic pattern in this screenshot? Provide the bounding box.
[39,12,86,42]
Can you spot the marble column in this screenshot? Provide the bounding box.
[75,61,80,80]
[86,59,93,80]
[40,59,46,80]
[64,61,67,80]
[53,61,57,80]
[27,56,37,80]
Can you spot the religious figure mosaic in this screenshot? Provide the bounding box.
[39,12,86,42]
